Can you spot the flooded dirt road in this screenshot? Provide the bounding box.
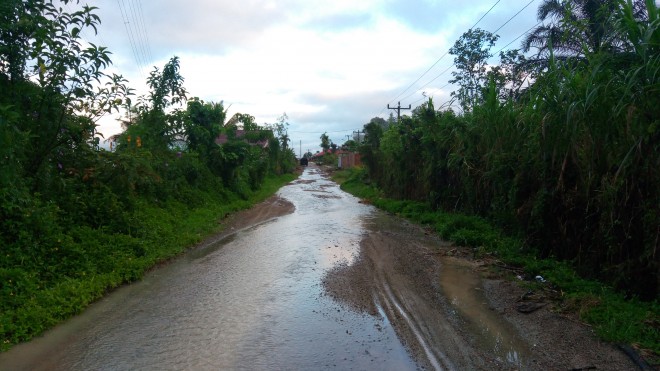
[0,166,636,370]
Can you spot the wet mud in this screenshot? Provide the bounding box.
[323,212,527,370]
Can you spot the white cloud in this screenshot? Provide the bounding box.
[91,0,541,152]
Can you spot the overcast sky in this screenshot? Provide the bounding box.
[86,0,542,154]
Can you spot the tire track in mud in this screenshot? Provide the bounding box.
[323,212,494,370]
[375,282,449,370]
[320,199,638,371]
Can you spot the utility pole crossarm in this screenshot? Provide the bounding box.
[387,101,412,121]
[353,130,362,143]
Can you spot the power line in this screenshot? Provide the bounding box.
[127,0,150,68]
[434,23,541,112]
[410,95,427,106]
[387,50,450,106]
[136,0,154,62]
[117,0,146,79]
[492,0,536,34]
[398,64,453,102]
[378,0,541,117]
[468,0,501,31]
[493,20,542,55]
[128,0,153,65]
[386,0,503,106]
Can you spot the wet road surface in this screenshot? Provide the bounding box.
[0,166,536,370]
[1,167,418,370]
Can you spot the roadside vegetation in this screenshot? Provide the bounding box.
[335,167,658,355]
[337,0,659,357]
[0,1,297,351]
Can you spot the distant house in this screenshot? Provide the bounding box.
[311,149,333,159]
[215,129,271,149]
[337,151,361,169]
[311,149,362,169]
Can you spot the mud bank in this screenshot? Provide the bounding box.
[322,211,637,370]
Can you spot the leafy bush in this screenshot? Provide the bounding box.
[0,1,300,351]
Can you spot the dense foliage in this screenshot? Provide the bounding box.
[0,0,296,350]
[334,167,658,353]
[360,0,659,300]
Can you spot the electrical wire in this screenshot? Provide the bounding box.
[378,0,541,118]
[117,0,157,80]
[127,0,150,69]
[468,0,501,31]
[493,21,542,55]
[136,0,154,62]
[386,0,503,106]
[128,0,154,65]
[117,0,146,79]
[492,0,536,34]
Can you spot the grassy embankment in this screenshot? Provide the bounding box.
[0,173,295,352]
[333,167,659,358]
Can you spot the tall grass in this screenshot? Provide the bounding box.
[358,1,659,300]
[335,167,659,354]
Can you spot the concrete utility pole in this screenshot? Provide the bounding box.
[387,101,411,121]
[353,130,362,143]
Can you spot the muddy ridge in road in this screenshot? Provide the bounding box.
[322,209,637,370]
[196,194,295,247]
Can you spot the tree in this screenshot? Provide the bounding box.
[342,140,358,152]
[226,112,258,131]
[522,0,650,58]
[320,132,330,152]
[0,0,130,182]
[124,56,187,151]
[362,117,386,149]
[262,112,296,175]
[449,28,499,112]
[274,113,290,150]
[359,117,387,179]
[145,56,187,111]
[185,97,225,154]
[485,49,534,101]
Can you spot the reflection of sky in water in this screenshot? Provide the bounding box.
[440,257,531,368]
[278,168,370,268]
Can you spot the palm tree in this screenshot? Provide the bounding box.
[522,0,649,57]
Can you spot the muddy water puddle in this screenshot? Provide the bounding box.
[325,210,534,370]
[438,256,533,367]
